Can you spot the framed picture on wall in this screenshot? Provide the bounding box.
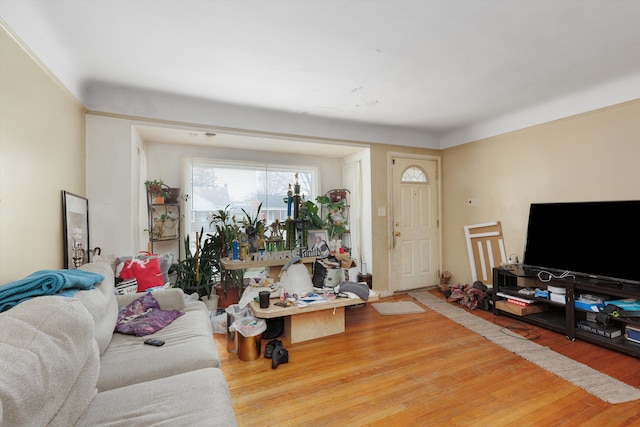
[62,191,89,269]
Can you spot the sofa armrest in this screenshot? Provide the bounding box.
[116,288,186,311]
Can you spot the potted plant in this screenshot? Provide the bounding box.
[316,195,349,240]
[300,198,324,230]
[173,228,217,301]
[156,212,178,238]
[208,206,245,307]
[164,188,180,204]
[241,201,266,254]
[145,179,171,204]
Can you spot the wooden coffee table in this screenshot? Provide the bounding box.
[249,294,378,343]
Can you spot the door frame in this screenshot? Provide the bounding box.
[387,152,442,293]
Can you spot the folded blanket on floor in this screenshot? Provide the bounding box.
[0,269,104,312]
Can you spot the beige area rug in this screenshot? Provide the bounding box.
[408,290,640,404]
[372,301,426,315]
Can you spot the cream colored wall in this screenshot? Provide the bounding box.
[369,144,441,294]
[441,99,640,285]
[0,25,86,282]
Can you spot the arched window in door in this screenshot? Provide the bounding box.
[401,166,428,183]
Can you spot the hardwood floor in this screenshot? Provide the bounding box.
[214,291,640,426]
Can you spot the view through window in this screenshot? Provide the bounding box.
[183,159,317,244]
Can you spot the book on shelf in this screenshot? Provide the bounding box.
[605,299,640,311]
[625,325,640,344]
[576,320,621,339]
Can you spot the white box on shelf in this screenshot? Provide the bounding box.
[549,292,566,305]
[547,285,566,295]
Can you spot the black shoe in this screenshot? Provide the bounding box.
[271,345,289,369]
[264,339,282,359]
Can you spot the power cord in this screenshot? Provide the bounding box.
[537,269,575,282]
[493,318,541,340]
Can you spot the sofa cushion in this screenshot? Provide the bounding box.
[97,301,220,391]
[78,368,237,426]
[0,296,99,427]
[77,262,119,354]
[116,287,185,311]
[115,292,184,336]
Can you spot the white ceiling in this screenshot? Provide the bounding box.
[2,0,640,149]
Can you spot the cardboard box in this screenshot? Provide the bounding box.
[340,258,356,268]
[496,300,547,316]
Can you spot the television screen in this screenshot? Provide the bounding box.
[522,200,640,284]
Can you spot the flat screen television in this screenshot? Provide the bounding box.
[522,200,640,285]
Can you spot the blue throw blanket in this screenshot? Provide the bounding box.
[0,269,104,313]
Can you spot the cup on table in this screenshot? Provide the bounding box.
[259,291,270,308]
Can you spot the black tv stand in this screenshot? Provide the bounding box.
[493,265,640,358]
[594,281,624,289]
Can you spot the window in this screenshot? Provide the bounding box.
[401,166,428,183]
[182,158,318,241]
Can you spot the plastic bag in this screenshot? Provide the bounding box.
[232,316,267,337]
[118,251,164,292]
[225,304,251,329]
[184,292,200,303]
[211,312,227,334]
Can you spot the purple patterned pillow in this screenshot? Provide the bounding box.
[118,292,159,318]
[115,292,183,336]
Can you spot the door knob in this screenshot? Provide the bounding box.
[394,231,401,237]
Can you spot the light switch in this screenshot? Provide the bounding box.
[378,207,386,216]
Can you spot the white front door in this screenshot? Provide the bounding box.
[391,157,440,291]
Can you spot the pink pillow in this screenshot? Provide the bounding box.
[115,293,183,337]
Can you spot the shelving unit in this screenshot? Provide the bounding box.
[146,188,181,258]
[322,189,350,250]
[493,265,640,358]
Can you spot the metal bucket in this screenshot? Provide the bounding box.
[237,334,262,361]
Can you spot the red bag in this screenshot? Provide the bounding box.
[118,252,164,292]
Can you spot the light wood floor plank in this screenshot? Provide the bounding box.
[214,292,640,426]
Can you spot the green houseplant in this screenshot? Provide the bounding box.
[152,211,179,239]
[173,228,217,298]
[300,198,324,230]
[309,195,349,241]
[316,196,349,240]
[208,206,245,304]
[241,201,266,253]
[145,179,171,204]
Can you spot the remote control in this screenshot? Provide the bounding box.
[144,339,165,346]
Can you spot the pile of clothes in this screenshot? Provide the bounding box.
[445,281,490,311]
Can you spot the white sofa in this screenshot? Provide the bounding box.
[0,262,236,426]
